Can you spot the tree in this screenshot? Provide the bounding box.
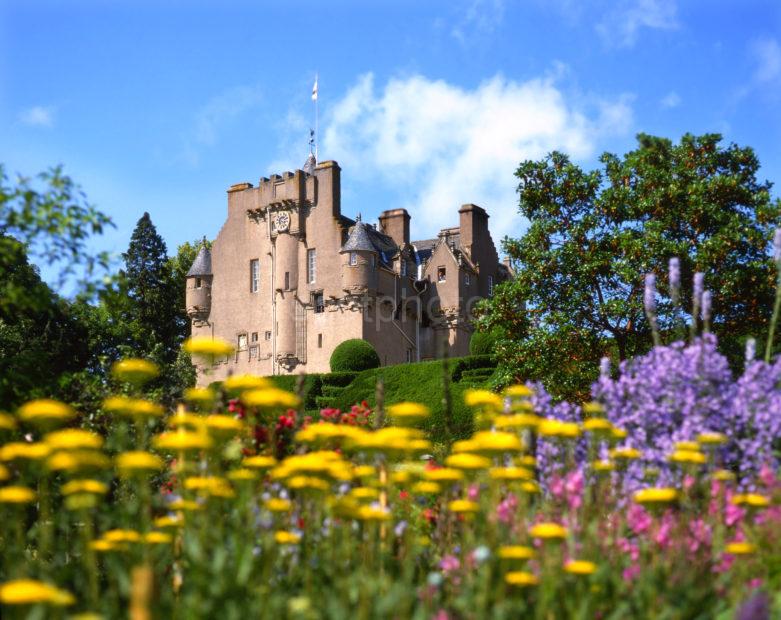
[167,238,212,344]
[477,133,781,401]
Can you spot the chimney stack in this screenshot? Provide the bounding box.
[378,208,410,246]
[459,203,488,259]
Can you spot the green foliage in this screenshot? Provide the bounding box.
[450,354,496,382]
[267,374,324,410]
[469,328,500,356]
[329,339,380,373]
[477,133,781,401]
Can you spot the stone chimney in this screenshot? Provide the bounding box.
[458,203,489,259]
[378,208,410,246]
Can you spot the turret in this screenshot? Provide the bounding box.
[340,216,378,294]
[185,244,212,322]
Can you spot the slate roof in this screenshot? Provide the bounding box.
[341,218,399,267]
[186,245,212,277]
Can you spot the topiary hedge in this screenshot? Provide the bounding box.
[329,339,380,373]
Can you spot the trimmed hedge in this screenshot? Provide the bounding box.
[451,354,496,383]
[330,339,380,373]
[320,371,357,387]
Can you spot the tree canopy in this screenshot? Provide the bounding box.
[477,133,781,401]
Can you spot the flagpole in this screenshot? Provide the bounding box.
[314,73,319,162]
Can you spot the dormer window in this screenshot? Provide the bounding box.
[437,266,446,283]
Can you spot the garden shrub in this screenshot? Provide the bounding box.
[451,354,496,382]
[469,328,500,357]
[329,339,380,373]
[320,371,357,387]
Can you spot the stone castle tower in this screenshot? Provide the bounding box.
[186,159,509,384]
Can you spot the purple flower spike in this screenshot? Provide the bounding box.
[600,356,611,378]
[745,338,756,363]
[668,257,680,298]
[693,272,704,304]
[644,273,657,315]
[774,229,781,264]
[702,290,712,323]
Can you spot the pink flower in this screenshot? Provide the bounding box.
[725,502,746,527]
[688,518,712,553]
[439,555,460,574]
[654,514,673,548]
[627,504,652,535]
[622,564,641,582]
[495,494,517,524]
[467,485,479,501]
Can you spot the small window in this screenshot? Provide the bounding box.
[264,331,272,341]
[250,259,259,293]
[406,349,413,363]
[317,333,323,348]
[238,334,248,351]
[488,275,494,296]
[312,292,324,313]
[195,277,202,289]
[349,251,358,266]
[284,271,290,290]
[465,273,470,286]
[400,260,407,277]
[437,266,446,282]
[371,255,376,269]
[307,248,317,284]
[249,345,258,358]
[251,332,258,342]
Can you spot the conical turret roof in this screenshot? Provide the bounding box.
[187,244,212,277]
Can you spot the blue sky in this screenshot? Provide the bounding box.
[2,0,780,282]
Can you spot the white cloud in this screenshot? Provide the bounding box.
[596,0,678,48]
[19,105,55,127]
[181,86,263,165]
[751,37,781,84]
[323,72,632,243]
[450,0,505,45]
[660,91,681,109]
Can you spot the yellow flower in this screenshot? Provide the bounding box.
[44,429,103,451]
[205,414,245,435]
[89,540,125,553]
[47,450,110,472]
[265,498,293,512]
[610,447,641,461]
[633,487,678,505]
[504,571,539,587]
[712,469,735,482]
[564,560,597,575]
[285,475,330,492]
[17,399,75,425]
[537,419,581,439]
[116,451,164,474]
[354,464,377,478]
[517,455,537,467]
[489,466,532,481]
[725,541,756,555]
[0,442,51,462]
[154,515,183,528]
[275,530,301,545]
[61,479,108,496]
[227,468,258,481]
[243,455,278,470]
[521,481,540,494]
[224,374,271,393]
[582,418,613,434]
[183,336,235,359]
[0,579,75,606]
[464,389,504,411]
[0,412,18,430]
[668,450,707,465]
[355,505,392,521]
[448,499,479,513]
[0,464,9,481]
[591,460,615,473]
[411,481,441,495]
[611,427,628,440]
[183,387,215,406]
[470,430,523,454]
[730,494,770,508]
[184,476,235,498]
[529,522,568,540]
[168,499,202,511]
[498,545,535,560]
[494,414,540,429]
[103,396,164,419]
[673,441,699,452]
[349,486,380,501]
[504,385,534,399]
[445,453,491,470]
[241,388,300,409]
[143,531,172,545]
[387,401,430,425]
[111,358,159,384]
[0,486,37,504]
[153,429,213,452]
[582,402,605,417]
[167,410,206,429]
[697,432,727,446]
[424,468,464,483]
[103,529,142,543]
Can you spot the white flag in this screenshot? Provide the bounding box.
[312,76,318,101]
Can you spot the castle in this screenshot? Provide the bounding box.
[185,157,509,383]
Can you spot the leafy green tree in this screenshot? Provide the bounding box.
[477,133,781,401]
[167,238,212,342]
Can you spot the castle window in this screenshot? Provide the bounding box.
[251,332,258,342]
[195,277,202,289]
[488,275,494,296]
[465,273,470,286]
[437,266,446,282]
[312,292,324,314]
[349,252,358,266]
[307,249,317,284]
[237,333,248,352]
[264,331,271,341]
[371,255,376,269]
[250,259,259,293]
[249,345,258,359]
[317,334,323,348]
[284,271,290,290]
